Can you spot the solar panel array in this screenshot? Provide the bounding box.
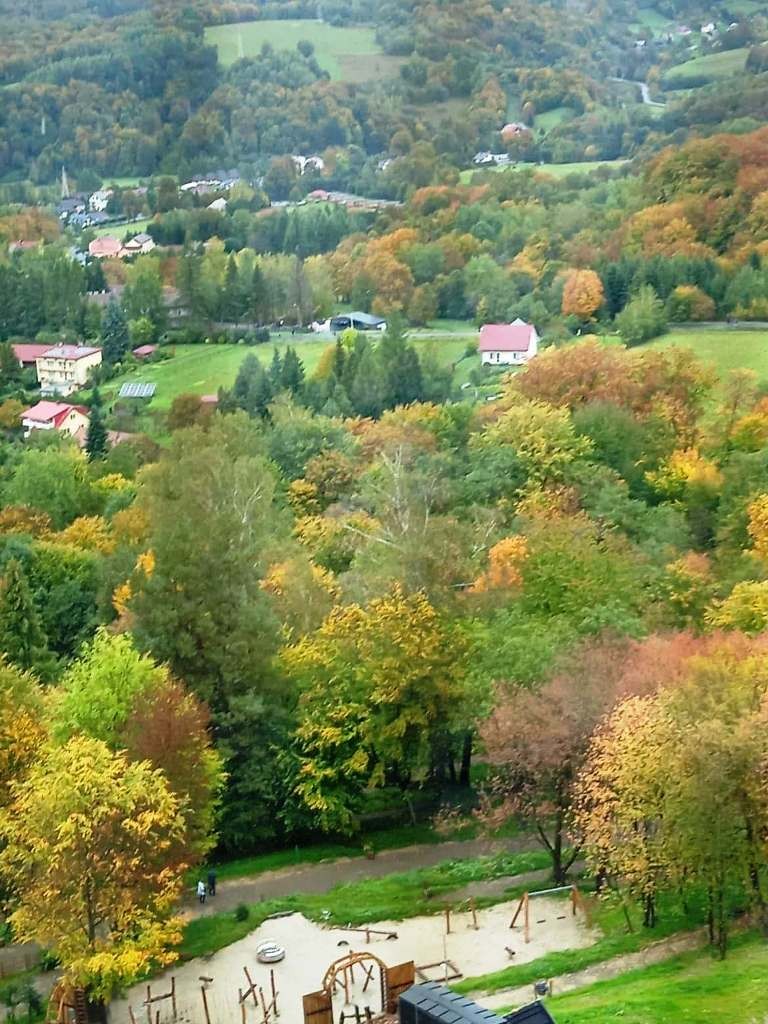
[119,382,156,399]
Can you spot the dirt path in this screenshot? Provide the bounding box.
[186,836,539,916]
[477,928,708,1011]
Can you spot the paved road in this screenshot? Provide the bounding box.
[186,835,539,917]
[609,77,666,107]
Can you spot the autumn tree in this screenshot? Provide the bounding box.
[561,269,604,320]
[481,637,632,882]
[282,588,472,832]
[49,631,223,860]
[0,737,185,1000]
[0,659,45,809]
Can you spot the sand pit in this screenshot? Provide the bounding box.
[109,898,597,1024]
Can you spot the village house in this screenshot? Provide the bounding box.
[132,344,158,360]
[122,232,155,256]
[89,189,114,212]
[478,319,539,366]
[11,343,54,370]
[89,236,123,259]
[36,345,102,396]
[21,400,90,440]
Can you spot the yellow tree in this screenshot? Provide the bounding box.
[281,588,471,831]
[0,659,45,809]
[0,737,186,1001]
[561,269,605,321]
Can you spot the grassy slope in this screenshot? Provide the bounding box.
[454,893,706,997]
[203,20,398,82]
[105,335,473,411]
[663,47,749,83]
[644,329,768,382]
[546,932,768,1024]
[91,217,152,239]
[460,160,628,184]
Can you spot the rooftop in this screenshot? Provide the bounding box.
[22,401,89,425]
[479,322,536,353]
[41,345,101,360]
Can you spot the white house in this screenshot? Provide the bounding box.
[21,400,90,439]
[478,319,539,366]
[121,232,155,256]
[36,345,102,396]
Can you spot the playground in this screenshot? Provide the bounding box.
[108,889,596,1024]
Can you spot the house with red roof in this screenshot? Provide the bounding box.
[88,236,123,259]
[36,345,102,396]
[12,343,55,369]
[21,401,90,440]
[478,319,539,367]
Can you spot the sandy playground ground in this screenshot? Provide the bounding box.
[109,898,597,1024]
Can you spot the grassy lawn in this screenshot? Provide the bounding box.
[104,335,473,412]
[643,328,768,382]
[545,932,768,1024]
[534,106,574,133]
[663,47,749,85]
[91,217,152,239]
[204,20,400,82]
[454,891,707,997]
[460,160,628,184]
[180,849,552,960]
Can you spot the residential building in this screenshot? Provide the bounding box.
[132,344,158,360]
[89,189,114,212]
[21,400,90,439]
[12,343,54,369]
[89,236,123,259]
[122,232,155,256]
[478,319,539,366]
[330,312,387,332]
[36,345,102,396]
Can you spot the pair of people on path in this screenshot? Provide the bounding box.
[197,871,217,903]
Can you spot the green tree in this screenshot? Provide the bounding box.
[0,342,21,385]
[85,388,108,461]
[281,346,305,395]
[616,285,667,346]
[0,559,50,675]
[100,300,130,365]
[5,447,94,529]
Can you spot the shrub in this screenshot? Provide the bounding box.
[234,903,250,922]
[616,285,667,345]
[666,285,715,322]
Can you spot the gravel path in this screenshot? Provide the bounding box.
[185,836,541,916]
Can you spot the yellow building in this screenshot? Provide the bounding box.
[35,345,102,397]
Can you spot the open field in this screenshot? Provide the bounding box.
[460,160,629,184]
[663,47,749,85]
[644,328,768,381]
[104,335,475,411]
[544,933,768,1024]
[534,106,574,133]
[204,20,400,82]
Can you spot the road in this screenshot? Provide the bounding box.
[609,77,666,107]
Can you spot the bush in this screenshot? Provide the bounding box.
[666,285,715,322]
[234,903,250,922]
[616,285,667,346]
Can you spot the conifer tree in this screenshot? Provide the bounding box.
[100,300,130,365]
[0,559,50,674]
[86,388,109,461]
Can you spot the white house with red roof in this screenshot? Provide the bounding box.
[478,319,539,366]
[21,401,90,440]
[12,343,55,369]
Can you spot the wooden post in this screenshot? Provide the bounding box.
[146,986,152,1024]
[570,886,576,916]
[444,907,451,935]
[270,970,279,1017]
[510,893,527,929]
[171,977,177,1020]
[524,893,530,944]
[200,987,211,1024]
[244,967,259,1009]
[343,967,350,1005]
[241,996,246,1024]
[365,928,370,944]
[155,1010,160,1024]
[129,1008,138,1024]
[259,985,270,1024]
[470,899,478,930]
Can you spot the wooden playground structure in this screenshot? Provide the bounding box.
[508,884,590,946]
[303,951,415,1024]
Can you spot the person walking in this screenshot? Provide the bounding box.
[197,879,206,904]
[207,869,217,897]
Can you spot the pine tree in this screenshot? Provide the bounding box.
[281,347,305,395]
[268,350,283,390]
[86,388,109,460]
[0,342,21,384]
[101,300,130,365]
[251,264,268,324]
[351,346,385,418]
[0,559,49,673]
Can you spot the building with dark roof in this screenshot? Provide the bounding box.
[398,983,556,1024]
[330,312,387,332]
